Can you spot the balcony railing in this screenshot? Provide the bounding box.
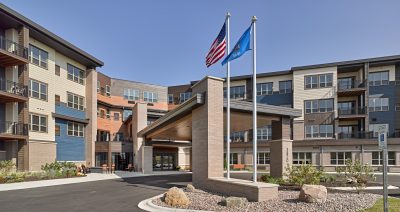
[0,121,28,136]
[338,107,367,116]
[96,138,133,142]
[338,131,373,139]
[337,80,366,91]
[0,78,28,97]
[393,131,400,138]
[0,36,28,59]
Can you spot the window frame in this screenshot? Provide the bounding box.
[304,98,333,114]
[67,64,85,85]
[123,88,140,100]
[67,121,84,137]
[305,73,333,89]
[106,85,111,97]
[257,125,272,140]
[257,152,270,165]
[143,91,158,103]
[369,97,389,112]
[369,71,389,86]
[279,80,292,94]
[293,152,312,165]
[67,92,85,111]
[29,79,48,101]
[29,44,48,69]
[256,82,273,96]
[29,113,48,133]
[168,94,174,104]
[179,92,192,103]
[330,152,352,165]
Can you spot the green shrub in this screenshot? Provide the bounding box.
[41,161,77,178]
[260,174,285,185]
[336,159,375,193]
[285,164,323,186]
[320,174,336,183]
[0,160,15,174]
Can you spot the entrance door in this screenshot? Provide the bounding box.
[153,153,175,171]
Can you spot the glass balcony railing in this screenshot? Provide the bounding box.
[338,131,373,139]
[0,78,28,97]
[338,107,367,116]
[337,80,366,91]
[0,121,28,136]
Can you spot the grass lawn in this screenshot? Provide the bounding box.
[362,197,400,212]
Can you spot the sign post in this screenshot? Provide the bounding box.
[378,125,388,212]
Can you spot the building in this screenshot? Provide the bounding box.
[1,3,399,173]
[0,3,103,171]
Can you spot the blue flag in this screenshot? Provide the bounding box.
[221,25,252,66]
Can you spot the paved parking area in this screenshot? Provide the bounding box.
[0,173,191,212]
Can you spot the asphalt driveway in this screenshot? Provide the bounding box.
[0,173,192,212]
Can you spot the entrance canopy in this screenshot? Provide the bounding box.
[138,94,301,141]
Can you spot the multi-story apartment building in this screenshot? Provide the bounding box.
[0,4,103,171]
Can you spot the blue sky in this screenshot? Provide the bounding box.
[3,0,400,86]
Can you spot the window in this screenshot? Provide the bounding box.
[330,152,352,165]
[338,77,354,90]
[55,125,60,136]
[29,45,48,69]
[55,95,60,106]
[29,80,47,101]
[106,85,111,97]
[123,110,132,121]
[305,74,333,89]
[179,92,192,103]
[67,64,85,85]
[257,125,272,140]
[114,113,120,121]
[29,114,47,133]
[225,153,238,164]
[257,82,273,95]
[395,103,400,112]
[372,152,395,165]
[257,152,270,164]
[55,65,60,76]
[143,91,157,102]
[369,71,389,86]
[293,152,312,165]
[123,89,140,100]
[279,80,292,94]
[100,109,105,118]
[67,93,84,111]
[369,124,389,138]
[106,109,110,119]
[168,94,174,104]
[304,99,333,114]
[115,133,124,141]
[369,97,389,112]
[305,124,333,138]
[230,131,245,142]
[67,122,84,137]
[230,86,245,99]
[97,81,100,93]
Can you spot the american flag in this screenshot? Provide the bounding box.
[206,23,226,67]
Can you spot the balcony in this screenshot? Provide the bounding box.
[0,78,28,102]
[337,80,366,97]
[338,131,373,139]
[338,107,367,120]
[0,121,28,140]
[0,36,28,67]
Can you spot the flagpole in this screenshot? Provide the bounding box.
[226,12,231,180]
[252,16,258,183]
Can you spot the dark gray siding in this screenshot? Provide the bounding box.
[110,78,168,103]
[0,103,4,123]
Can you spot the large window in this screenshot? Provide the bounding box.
[29,114,47,133]
[369,71,389,86]
[224,86,245,99]
[225,153,238,164]
[143,91,157,102]
[257,82,273,95]
[123,89,140,100]
[29,79,47,101]
[257,152,270,164]
[305,124,333,138]
[29,45,48,69]
[330,152,352,165]
[67,93,84,111]
[305,74,333,89]
[372,152,395,165]
[168,94,174,104]
[179,92,192,103]
[257,125,272,140]
[106,85,111,96]
[279,80,292,94]
[305,99,333,114]
[67,122,84,137]
[293,152,312,165]
[67,64,85,85]
[230,131,245,142]
[369,97,389,112]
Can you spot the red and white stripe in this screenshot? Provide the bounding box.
[205,38,226,67]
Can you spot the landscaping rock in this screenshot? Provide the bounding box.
[186,184,195,192]
[164,187,189,207]
[299,184,327,203]
[221,197,248,207]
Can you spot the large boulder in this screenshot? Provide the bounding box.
[299,184,327,203]
[221,197,248,207]
[164,187,190,207]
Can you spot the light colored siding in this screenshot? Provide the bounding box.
[369,65,396,81]
[257,74,293,92]
[224,79,246,88]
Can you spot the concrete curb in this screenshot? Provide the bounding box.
[330,185,399,191]
[138,194,213,212]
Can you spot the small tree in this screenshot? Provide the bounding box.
[336,159,375,193]
[285,164,323,186]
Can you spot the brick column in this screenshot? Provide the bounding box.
[270,117,293,178]
[191,76,224,187]
[132,102,147,172]
[85,69,98,167]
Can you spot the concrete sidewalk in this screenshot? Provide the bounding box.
[0,171,187,192]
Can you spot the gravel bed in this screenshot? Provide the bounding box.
[153,188,381,212]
